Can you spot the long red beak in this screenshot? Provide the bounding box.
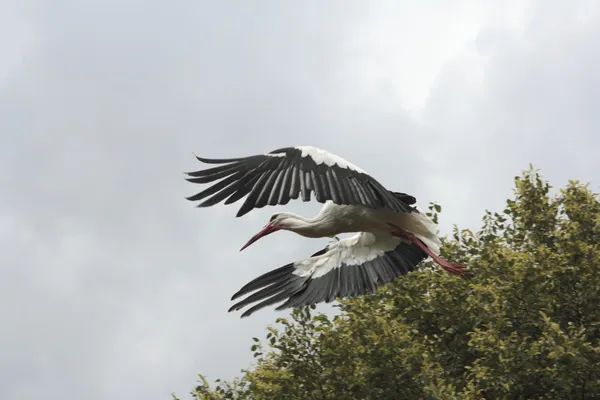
[240,223,281,251]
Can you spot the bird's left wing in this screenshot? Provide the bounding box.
[228,231,428,317]
[185,146,413,217]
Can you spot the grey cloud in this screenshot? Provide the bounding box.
[418,1,600,226]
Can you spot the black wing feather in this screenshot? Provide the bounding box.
[186,146,415,216]
[228,237,428,317]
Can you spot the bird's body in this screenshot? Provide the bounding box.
[186,145,466,317]
[269,200,441,252]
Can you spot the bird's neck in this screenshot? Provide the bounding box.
[284,212,335,238]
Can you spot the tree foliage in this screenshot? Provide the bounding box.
[174,166,600,399]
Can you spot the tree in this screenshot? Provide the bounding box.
[174,166,600,399]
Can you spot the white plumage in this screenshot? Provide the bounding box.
[297,146,367,173]
[294,232,405,279]
[186,145,466,317]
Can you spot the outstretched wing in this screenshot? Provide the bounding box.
[185,146,413,217]
[228,231,428,317]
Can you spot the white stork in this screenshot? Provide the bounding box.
[186,146,466,317]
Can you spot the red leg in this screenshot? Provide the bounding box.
[388,224,467,276]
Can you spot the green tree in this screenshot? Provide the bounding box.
[174,166,600,400]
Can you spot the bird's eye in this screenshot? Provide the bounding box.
[270,214,278,222]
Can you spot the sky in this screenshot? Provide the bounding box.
[1,0,600,399]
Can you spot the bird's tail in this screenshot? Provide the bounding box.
[403,211,442,255]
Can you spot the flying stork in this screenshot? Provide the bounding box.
[185,146,466,317]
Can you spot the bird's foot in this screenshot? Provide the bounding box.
[435,259,467,275]
[388,223,467,276]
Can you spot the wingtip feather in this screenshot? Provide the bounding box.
[193,152,246,164]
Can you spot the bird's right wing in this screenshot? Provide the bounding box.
[185,146,414,217]
[228,231,428,317]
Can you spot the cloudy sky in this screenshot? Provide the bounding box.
[2,0,600,399]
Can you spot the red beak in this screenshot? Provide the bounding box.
[240,223,281,251]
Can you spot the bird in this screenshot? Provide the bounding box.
[185,146,467,317]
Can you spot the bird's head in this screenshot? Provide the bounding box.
[239,213,293,251]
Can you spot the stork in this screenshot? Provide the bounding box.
[186,146,466,317]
